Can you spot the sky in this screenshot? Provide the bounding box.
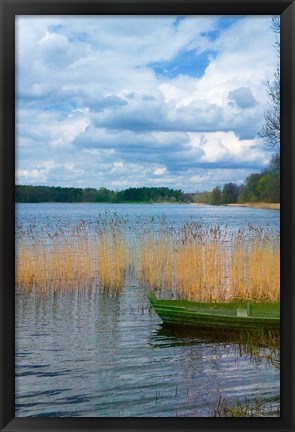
[16,15,279,192]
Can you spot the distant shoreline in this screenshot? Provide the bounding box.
[227,202,280,210]
[16,201,280,209]
[190,202,280,210]
[16,201,184,205]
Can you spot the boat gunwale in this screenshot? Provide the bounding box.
[148,293,280,327]
[152,306,280,323]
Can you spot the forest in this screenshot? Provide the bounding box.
[16,153,279,205]
[15,185,185,204]
[191,153,280,205]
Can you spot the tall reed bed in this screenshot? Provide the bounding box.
[229,234,280,302]
[137,223,280,302]
[16,215,280,302]
[16,217,128,293]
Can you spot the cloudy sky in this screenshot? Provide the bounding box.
[16,15,278,192]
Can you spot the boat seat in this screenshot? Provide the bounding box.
[236,304,251,317]
[236,308,248,317]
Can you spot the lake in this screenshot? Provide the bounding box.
[15,203,280,417]
[16,202,280,231]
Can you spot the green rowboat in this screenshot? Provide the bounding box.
[148,293,280,330]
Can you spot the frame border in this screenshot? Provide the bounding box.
[1,1,294,431]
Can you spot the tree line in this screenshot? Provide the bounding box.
[16,153,279,205]
[16,18,280,207]
[192,153,280,205]
[15,185,185,203]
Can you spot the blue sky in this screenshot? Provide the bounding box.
[16,15,278,192]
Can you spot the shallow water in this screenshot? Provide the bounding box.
[15,203,280,417]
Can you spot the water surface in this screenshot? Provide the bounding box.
[15,203,280,417]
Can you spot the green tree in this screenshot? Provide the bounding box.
[191,191,211,204]
[238,173,263,203]
[210,187,222,205]
[96,187,111,202]
[257,153,280,202]
[221,183,240,204]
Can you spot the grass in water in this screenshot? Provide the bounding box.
[16,218,128,293]
[206,327,280,417]
[210,394,280,417]
[138,223,279,302]
[16,215,280,303]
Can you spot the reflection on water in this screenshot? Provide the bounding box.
[16,281,280,417]
[15,204,280,417]
[152,325,278,349]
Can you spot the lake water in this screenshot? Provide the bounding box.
[16,202,280,231]
[15,203,280,417]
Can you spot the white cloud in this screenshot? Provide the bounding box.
[17,169,46,182]
[113,161,124,168]
[50,116,90,147]
[154,167,166,175]
[188,131,266,164]
[16,15,278,191]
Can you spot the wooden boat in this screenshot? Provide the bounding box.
[148,293,280,330]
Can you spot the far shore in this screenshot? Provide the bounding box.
[227,202,280,210]
[190,202,280,210]
[17,201,280,209]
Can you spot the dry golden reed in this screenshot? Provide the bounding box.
[16,217,280,302]
[16,221,127,293]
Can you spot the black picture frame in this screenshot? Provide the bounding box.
[0,0,294,431]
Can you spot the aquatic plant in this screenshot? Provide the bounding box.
[210,394,280,417]
[16,216,280,302]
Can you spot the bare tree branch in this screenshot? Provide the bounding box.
[259,16,280,149]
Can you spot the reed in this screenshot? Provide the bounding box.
[16,217,280,302]
[138,233,173,292]
[228,235,280,302]
[98,232,127,292]
[16,220,127,293]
